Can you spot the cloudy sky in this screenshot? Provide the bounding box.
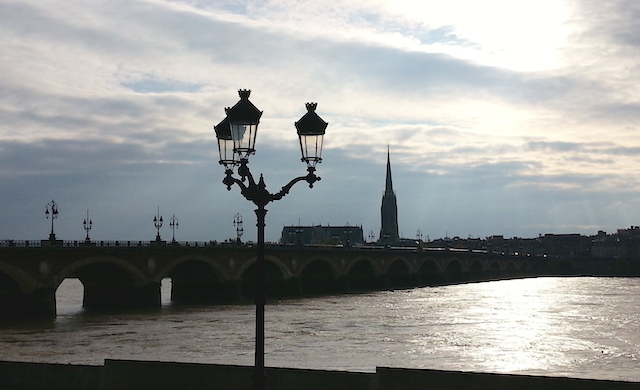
[2,0,640,243]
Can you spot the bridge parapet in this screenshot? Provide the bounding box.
[0,239,228,248]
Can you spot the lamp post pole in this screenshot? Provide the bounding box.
[214,89,327,390]
[255,205,266,382]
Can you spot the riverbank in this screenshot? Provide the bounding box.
[1,359,639,390]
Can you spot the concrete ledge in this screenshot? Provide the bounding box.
[376,367,640,390]
[104,359,372,390]
[0,360,101,390]
[0,360,638,390]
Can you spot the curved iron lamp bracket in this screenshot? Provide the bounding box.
[223,161,320,208]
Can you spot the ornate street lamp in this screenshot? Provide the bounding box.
[153,207,163,242]
[214,89,327,390]
[169,214,179,243]
[83,210,92,242]
[45,199,59,241]
[234,212,244,244]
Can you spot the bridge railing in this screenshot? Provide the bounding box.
[0,240,42,248]
[0,239,223,248]
[0,239,544,258]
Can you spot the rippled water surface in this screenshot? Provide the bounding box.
[1,277,638,381]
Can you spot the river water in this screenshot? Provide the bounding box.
[0,277,638,382]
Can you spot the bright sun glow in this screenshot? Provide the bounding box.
[381,0,574,71]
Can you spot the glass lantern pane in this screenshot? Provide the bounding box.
[231,122,257,157]
[299,134,324,167]
[217,138,237,167]
[231,123,247,141]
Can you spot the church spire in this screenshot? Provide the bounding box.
[385,145,394,194]
[379,146,399,244]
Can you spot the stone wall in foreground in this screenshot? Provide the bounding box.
[0,359,638,390]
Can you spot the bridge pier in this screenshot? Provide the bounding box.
[335,276,351,293]
[171,280,242,304]
[83,282,160,310]
[280,277,303,297]
[0,287,56,318]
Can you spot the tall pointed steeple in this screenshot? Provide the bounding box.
[379,146,399,243]
[385,145,394,193]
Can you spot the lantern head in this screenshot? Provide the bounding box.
[225,89,262,159]
[295,103,328,168]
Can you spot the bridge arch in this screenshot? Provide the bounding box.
[0,265,55,317]
[505,261,517,277]
[0,262,41,293]
[299,259,339,295]
[235,254,293,280]
[488,260,502,279]
[469,259,484,281]
[156,254,231,282]
[347,258,379,291]
[296,255,342,278]
[238,255,296,299]
[386,257,413,288]
[445,258,464,283]
[52,256,157,310]
[52,256,150,287]
[158,255,237,303]
[418,258,444,285]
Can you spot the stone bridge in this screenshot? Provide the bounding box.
[0,241,540,317]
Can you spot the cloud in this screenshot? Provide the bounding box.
[1,0,640,243]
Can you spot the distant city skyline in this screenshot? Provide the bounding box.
[2,1,640,242]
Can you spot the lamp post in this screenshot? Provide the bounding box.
[214,89,327,390]
[169,214,179,243]
[83,210,92,242]
[234,213,244,244]
[153,207,163,242]
[45,199,59,241]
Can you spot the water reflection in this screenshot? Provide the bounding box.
[4,277,640,381]
[455,278,563,373]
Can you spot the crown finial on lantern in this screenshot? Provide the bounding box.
[305,102,317,112]
[238,89,251,99]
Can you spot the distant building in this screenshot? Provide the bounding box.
[280,225,364,247]
[379,147,399,244]
[539,233,591,257]
[613,226,640,257]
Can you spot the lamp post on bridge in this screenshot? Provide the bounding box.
[234,212,243,244]
[153,207,163,242]
[214,89,328,390]
[45,199,59,242]
[83,210,92,242]
[169,214,179,244]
